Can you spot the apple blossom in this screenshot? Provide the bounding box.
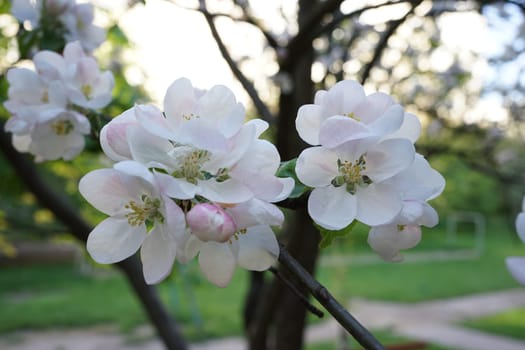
[60,3,106,52]
[506,197,525,285]
[101,83,292,205]
[134,78,245,148]
[12,110,91,162]
[296,137,415,229]
[4,42,114,161]
[34,41,114,109]
[79,161,194,284]
[179,199,283,287]
[367,154,445,261]
[295,80,419,147]
[11,0,104,52]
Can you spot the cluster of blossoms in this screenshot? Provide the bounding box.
[79,77,294,286]
[4,41,114,162]
[11,0,105,52]
[295,80,445,261]
[507,198,525,285]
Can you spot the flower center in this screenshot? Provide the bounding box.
[81,84,92,99]
[171,147,230,184]
[172,149,211,184]
[124,194,164,227]
[345,111,360,121]
[41,90,49,103]
[182,113,199,120]
[331,155,372,194]
[51,120,74,135]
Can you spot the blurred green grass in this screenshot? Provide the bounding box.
[0,216,522,341]
[462,307,525,340]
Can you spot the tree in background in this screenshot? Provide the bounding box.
[0,1,524,350]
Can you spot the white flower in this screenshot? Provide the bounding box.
[179,199,282,287]
[295,80,417,147]
[11,0,104,52]
[296,138,415,229]
[135,77,245,149]
[61,3,105,52]
[11,0,72,24]
[4,68,67,131]
[79,161,194,284]
[13,110,91,162]
[128,106,292,204]
[367,154,445,261]
[34,42,114,109]
[506,197,525,286]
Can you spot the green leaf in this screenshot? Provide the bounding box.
[0,0,11,14]
[317,221,357,248]
[107,24,130,47]
[276,158,310,199]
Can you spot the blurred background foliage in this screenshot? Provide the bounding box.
[0,0,523,250]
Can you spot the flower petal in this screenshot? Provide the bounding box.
[386,112,421,143]
[368,224,421,262]
[296,104,324,145]
[506,257,525,286]
[356,183,402,226]
[516,212,525,244]
[366,104,404,137]
[308,186,357,230]
[366,139,415,183]
[135,104,178,140]
[163,77,195,124]
[327,80,366,116]
[87,217,146,264]
[228,199,285,228]
[79,168,141,215]
[198,242,236,287]
[99,108,136,161]
[353,92,395,124]
[113,160,155,186]
[198,179,253,203]
[127,125,177,171]
[319,116,375,148]
[155,172,198,200]
[141,225,177,284]
[296,147,338,187]
[237,225,279,271]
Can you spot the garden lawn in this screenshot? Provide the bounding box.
[461,307,525,341]
[306,329,456,350]
[0,217,522,340]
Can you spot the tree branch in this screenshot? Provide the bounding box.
[198,0,276,124]
[278,245,385,350]
[360,0,422,84]
[232,0,280,49]
[0,125,188,350]
[269,266,324,318]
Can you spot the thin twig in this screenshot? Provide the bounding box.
[269,266,324,318]
[360,0,422,84]
[198,0,275,124]
[278,245,385,350]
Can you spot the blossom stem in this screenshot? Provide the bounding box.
[278,245,385,350]
[268,266,324,318]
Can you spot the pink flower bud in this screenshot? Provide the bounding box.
[187,203,237,243]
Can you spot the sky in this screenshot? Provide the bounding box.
[91,0,519,122]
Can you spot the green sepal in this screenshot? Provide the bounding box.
[276,158,310,199]
[317,221,357,248]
